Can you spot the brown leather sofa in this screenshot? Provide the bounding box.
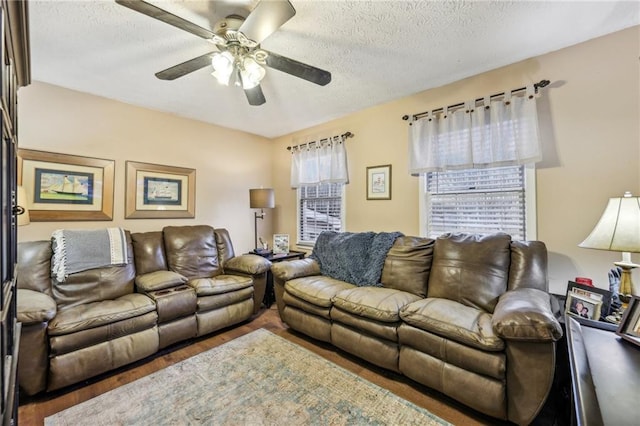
[271,233,563,425]
[16,225,271,395]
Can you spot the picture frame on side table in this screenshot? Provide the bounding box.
[125,161,196,219]
[616,296,640,348]
[565,292,603,321]
[273,234,290,254]
[565,281,612,320]
[18,149,115,221]
[366,164,391,200]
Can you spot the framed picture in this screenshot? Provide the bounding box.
[366,164,392,200]
[273,234,290,254]
[565,292,603,321]
[616,296,640,347]
[565,281,612,320]
[17,149,115,221]
[125,161,195,219]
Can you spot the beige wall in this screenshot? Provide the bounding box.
[17,82,273,254]
[271,26,640,294]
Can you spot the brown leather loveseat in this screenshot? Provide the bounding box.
[16,225,271,395]
[271,232,563,425]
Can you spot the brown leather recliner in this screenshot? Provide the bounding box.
[271,233,562,426]
[16,225,271,395]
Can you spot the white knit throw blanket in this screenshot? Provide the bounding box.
[51,228,128,282]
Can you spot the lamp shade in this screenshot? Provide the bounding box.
[249,188,275,209]
[579,192,640,253]
[16,186,30,226]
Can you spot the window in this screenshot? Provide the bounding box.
[298,182,344,245]
[420,165,536,240]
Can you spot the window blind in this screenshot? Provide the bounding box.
[426,165,526,240]
[298,183,343,244]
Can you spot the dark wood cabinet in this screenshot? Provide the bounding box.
[0,1,29,424]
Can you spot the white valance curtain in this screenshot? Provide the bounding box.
[408,85,542,174]
[290,134,349,188]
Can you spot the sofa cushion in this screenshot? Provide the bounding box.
[188,275,253,297]
[135,270,188,292]
[427,233,511,313]
[48,293,156,336]
[400,298,504,351]
[285,276,355,308]
[381,236,434,298]
[333,287,421,322]
[507,240,548,291]
[131,231,168,275]
[163,225,221,279]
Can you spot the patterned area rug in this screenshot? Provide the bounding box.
[45,329,450,425]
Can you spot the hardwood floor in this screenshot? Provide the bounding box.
[19,306,503,425]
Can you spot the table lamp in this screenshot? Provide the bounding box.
[249,188,275,251]
[579,191,640,298]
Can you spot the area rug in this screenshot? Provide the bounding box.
[45,329,450,425]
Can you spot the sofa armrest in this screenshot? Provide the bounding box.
[17,288,57,325]
[271,258,321,282]
[225,254,271,276]
[492,288,562,342]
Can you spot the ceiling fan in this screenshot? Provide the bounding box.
[115,0,332,106]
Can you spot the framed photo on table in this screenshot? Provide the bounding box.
[565,292,603,321]
[366,164,391,200]
[273,234,290,254]
[18,149,115,221]
[564,281,612,320]
[125,161,195,219]
[616,296,640,348]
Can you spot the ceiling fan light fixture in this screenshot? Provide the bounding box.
[211,51,234,85]
[240,56,266,90]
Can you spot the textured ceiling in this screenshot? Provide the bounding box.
[30,0,639,138]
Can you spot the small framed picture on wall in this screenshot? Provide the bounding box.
[366,164,391,200]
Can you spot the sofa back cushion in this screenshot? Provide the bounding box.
[508,240,548,291]
[381,236,434,297]
[17,240,54,296]
[427,233,511,313]
[52,231,136,310]
[214,228,235,269]
[163,225,221,279]
[131,231,168,275]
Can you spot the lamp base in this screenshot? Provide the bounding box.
[614,261,638,306]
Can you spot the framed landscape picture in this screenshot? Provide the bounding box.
[125,161,195,219]
[18,149,115,221]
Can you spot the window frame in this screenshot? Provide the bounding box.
[296,182,346,247]
[418,164,537,240]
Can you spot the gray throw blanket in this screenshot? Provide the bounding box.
[51,228,128,282]
[310,231,403,287]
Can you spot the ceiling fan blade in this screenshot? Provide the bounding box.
[244,84,266,106]
[155,51,215,80]
[265,51,331,86]
[239,0,296,44]
[116,0,215,40]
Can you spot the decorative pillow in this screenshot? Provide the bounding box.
[135,270,188,292]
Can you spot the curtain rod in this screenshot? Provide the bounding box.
[286,131,354,151]
[401,79,550,122]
